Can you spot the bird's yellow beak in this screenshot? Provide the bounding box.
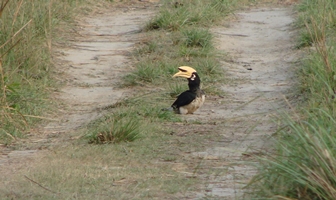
[173,66,197,78]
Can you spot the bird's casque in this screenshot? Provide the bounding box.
[171,66,205,114]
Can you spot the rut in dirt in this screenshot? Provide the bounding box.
[190,7,298,199]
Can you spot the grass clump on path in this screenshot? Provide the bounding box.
[145,0,235,31]
[250,0,336,199]
[123,0,236,94]
[86,114,141,144]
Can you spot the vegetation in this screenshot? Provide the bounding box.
[145,0,234,31]
[126,0,235,86]
[250,0,336,199]
[0,0,95,143]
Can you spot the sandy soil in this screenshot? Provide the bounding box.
[0,1,299,199]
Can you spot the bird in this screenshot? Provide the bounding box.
[170,66,205,114]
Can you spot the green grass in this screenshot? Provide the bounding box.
[250,0,336,199]
[181,28,213,49]
[123,61,163,86]
[86,114,141,144]
[0,0,99,143]
[250,109,336,199]
[126,0,233,94]
[295,0,336,48]
[145,0,236,31]
[168,81,187,98]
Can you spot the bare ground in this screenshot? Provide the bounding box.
[0,1,299,199]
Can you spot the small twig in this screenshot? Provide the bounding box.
[24,175,60,195]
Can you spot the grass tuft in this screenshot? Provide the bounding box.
[295,0,336,48]
[181,28,213,49]
[86,115,141,144]
[168,81,187,98]
[296,30,314,48]
[145,0,235,31]
[250,109,336,199]
[123,61,163,86]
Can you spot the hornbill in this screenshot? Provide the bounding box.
[171,66,205,114]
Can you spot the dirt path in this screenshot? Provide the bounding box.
[0,2,298,199]
[45,4,154,133]
[186,7,297,199]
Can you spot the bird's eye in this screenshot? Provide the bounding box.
[191,74,196,81]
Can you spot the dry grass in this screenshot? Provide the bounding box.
[0,120,226,199]
[0,0,103,143]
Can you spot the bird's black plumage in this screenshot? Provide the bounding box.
[172,90,197,109]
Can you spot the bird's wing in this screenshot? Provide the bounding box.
[172,91,196,108]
